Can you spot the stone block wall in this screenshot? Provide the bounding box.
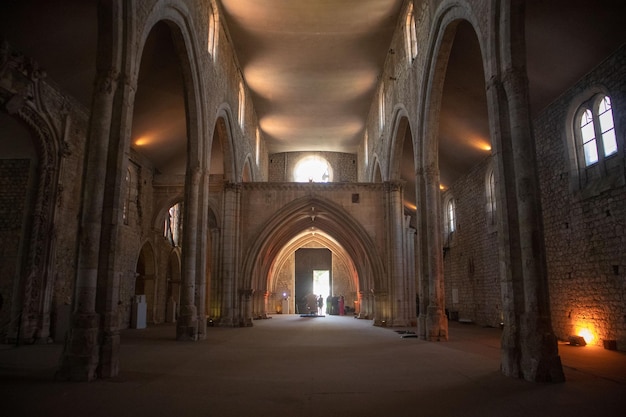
[442,156,501,327]
[534,44,626,349]
[0,159,30,337]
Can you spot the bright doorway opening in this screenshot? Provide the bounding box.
[313,270,330,310]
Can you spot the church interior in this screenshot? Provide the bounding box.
[1,0,626,414]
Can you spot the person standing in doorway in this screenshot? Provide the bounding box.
[339,295,345,316]
[317,295,324,316]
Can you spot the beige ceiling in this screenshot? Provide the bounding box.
[1,1,625,188]
[220,0,404,154]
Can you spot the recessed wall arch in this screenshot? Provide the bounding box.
[420,9,486,171]
[388,105,413,181]
[369,154,384,183]
[241,196,385,298]
[213,104,238,183]
[135,3,209,171]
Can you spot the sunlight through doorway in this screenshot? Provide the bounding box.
[313,270,330,303]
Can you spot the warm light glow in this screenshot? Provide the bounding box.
[134,137,151,146]
[577,327,595,344]
[439,184,446,191]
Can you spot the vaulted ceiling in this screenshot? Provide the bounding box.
[1,1,625,188]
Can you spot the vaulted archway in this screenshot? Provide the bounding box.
[241,195,386,324]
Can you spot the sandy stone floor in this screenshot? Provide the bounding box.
[1,315,625,417]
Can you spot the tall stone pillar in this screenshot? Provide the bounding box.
[424,166,448,341]
[208,227,221,319]
[415,169,429,339]
[195,171,210,340]
[177,167,201,341]
[58,68,119,381]
[486,0,563,382]
[357,290,369,319]
[239,289,254,327]
[373,290,390,326]
[489,69,564,382]
[219,183,241,326]
[404,220,417,325]
[385,181,409,326]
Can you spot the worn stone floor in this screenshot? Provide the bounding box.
[1,315,625,417]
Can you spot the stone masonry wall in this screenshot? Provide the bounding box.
[534,44,626,349]
[442,156,501,327]
[0,159,30,338]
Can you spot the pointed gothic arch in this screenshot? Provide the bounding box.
[241,196,386,319]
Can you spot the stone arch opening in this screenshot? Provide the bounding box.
[165,249,182,323]
[266,230,360,317]
[242,196,385,322]
[134,242,157,326]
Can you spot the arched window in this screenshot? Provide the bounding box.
[571,93,621,193]
[404,2,418,62]
[293,155,332,183]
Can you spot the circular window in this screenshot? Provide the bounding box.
[293,155,332,183]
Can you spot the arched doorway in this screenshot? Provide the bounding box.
[131,242,157,328]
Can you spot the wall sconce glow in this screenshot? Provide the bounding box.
[134,137,150,146]
[439,184,446,191]
[577,327,595,344]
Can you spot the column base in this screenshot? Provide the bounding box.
[56,312,100,382]
[177,305,198,341]
[425,306,448,341]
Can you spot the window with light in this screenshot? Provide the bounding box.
[293,155,332,183]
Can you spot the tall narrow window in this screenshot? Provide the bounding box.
[208,7,218,57]
[447,198,456,234]
[580,109,598,166]
[123,168,131,225]
[238,82,245,129]
[379,83,385,132]
[255,128,260,166]
[486,168,496,225]
[405,2,418,62]
[598,96,617,157]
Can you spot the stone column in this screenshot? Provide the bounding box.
[415,169,429,339]
[239,289,254,327]
[485,0,563,382]
[58,68,119,381]
[177,167,201,341]
[404,220,417,325]
[424,166,448,341]
[219,183,241,326]
[357,290,369,319]
[373,290,389,326]
[385,181,409,326]
[489,69,563,382]
[208,227,221,319]
[195,171,210,340]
